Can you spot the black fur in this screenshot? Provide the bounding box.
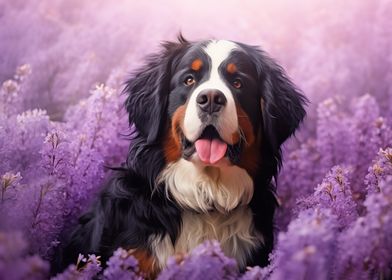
[55,169,181,272]
[237,43,307,178]
[54,36,307,275]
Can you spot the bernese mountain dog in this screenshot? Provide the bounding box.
[58,35,307,278]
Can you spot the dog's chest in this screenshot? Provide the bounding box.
[151,206,263,269]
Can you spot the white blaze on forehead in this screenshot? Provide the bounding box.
[204,40,238,68]
[183,40,239,143]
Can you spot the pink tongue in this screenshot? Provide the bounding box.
[195,138,227,164]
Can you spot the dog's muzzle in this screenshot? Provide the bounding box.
[196,89,227,115]
[191,89,228,164]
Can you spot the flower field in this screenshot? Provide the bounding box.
[0,0,391,279]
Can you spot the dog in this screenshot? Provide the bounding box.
[58,35,307,278]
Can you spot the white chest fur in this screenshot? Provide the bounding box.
[151,206,263,269]
[158,159,254,212]
[154,159,263,268]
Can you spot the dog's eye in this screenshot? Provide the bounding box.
[232,79,242,89]
[184,76,195,86]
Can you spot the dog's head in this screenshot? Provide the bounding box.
[125,36,306,173]
[125,36,307,211]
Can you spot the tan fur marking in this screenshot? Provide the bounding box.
[191,59,203,71]
[232,105,260,176]
[231,105,255,145]
[163,105,186,162]
[227,63,237,74]
[131,250,159,279]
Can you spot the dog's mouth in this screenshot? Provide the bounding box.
[194,126,227,164]
[181,125,242,165]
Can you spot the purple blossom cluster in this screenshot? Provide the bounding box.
[0,66,128,260]
[0,231,49,280]
[103,248,143,280]
[297,166,357,228]
[270,209,338,280]
[336,175,392,279]
[1,0,392,279]
[51,254,102,280]
[157,241,239,280]
[277,95,392,230]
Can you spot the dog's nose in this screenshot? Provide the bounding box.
[196,90,227,114]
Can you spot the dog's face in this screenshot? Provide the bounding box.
[125,36,306,212]
[167,40,261,170]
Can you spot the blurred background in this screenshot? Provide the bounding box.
[1,0,391,123]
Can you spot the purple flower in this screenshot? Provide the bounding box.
[277,139,322,230]
[52,254,102,280]
[0,171,22,203]
[0,231,49,280]
[270,209,338,280]
[349,95,389,196]
[0,64,31,119]
[239,266,271,280]
[62,84,128,221]
[158,240,239,280]
[297,166,358,228]
[365,148,392,194]
[316,98,358,173]
[103,248,143,280]
[336,175,392,279]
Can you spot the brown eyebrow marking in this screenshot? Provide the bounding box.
[227,63,237,74]
[191,59,203,71]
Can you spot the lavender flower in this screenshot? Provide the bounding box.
[270,209,338,280]
[0,108,51,177]
[336,175,392,279]
[41,130,72,179]
[51,254,102,280]
[315,98,358,173]
[277,139,322,230]
[365,148,392,194]
[158,240,239,280]
[28,178,67,257]
[0,64,31,119]
[0,171,22,203]
[103,248,143,280]
[60,84,128,221]
[349,95,387,196]
[239,266,271,280]
[0,231,49,280]
[51,264,80,280]
[297,166,357,228]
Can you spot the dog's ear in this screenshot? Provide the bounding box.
[124,37,188,144]
[257,52,308,150]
